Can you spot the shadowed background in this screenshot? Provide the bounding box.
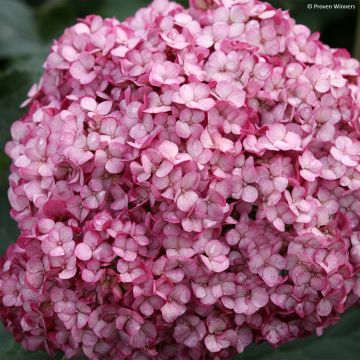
[0,0,359,359]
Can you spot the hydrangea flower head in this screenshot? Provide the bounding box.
[1,0,360,358]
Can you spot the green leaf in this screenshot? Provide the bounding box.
[0,0,41,57]
[0,324,13,353]
[1,342,64,360]
[8,46,49,83]
[35,0,102,43]
[0,188,18,255]
[0,70,34,255]
[100,0,151,20]
[235,308,360,359]
[0,70,35,150]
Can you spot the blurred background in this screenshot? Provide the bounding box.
[0,0,359,359]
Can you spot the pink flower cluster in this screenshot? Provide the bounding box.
[1,0,360,358]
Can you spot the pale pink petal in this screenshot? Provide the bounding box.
[242,185,258,203]
[159,141,179,160]
[177,191,199,212]
[75,243,93,261]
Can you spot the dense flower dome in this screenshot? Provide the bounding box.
[1,0,360,358]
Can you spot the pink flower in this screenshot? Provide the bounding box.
[258,157,289,205]
[261,202,295,232]
[299,150,322,181]
[340,168,360,190]
[262,124,302,151]
[287,25,318,63]
[222,285,269,315]
[285,186,318,224]
[186,138,213,169]
[1,276,23,307]
[112,234,138,262]
[200,240,230,273]
[63,134,94,166]
[87,305,118,340]
[175,171,200,212]
[209,273,236,298]
[232,158,259,202]
[173,83,215,111]
[41,223,75,257]
[116,258,147,284]
[51,288,77,317]
[69,53,96,84]
[262,319,290,345]
[320,155,347,180]
[195,190,228,222]
[80,179,106,210]
[204,50,240,82]
[149,61,184,87]
[248,246,286,287]
[350,232,360,265]
[163,232,195,258]
[80,97,112,117]
[63,301,91,330]
[25,257,49,289]
[75,230,101,262]
[81,260,104,283]
[176,108,205,139]
[213,81,246,108]
[204,316,230,353]
[173,315,206,348]
[160,285,191,323]
[201,128,235,153]
[330,136,360,167]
